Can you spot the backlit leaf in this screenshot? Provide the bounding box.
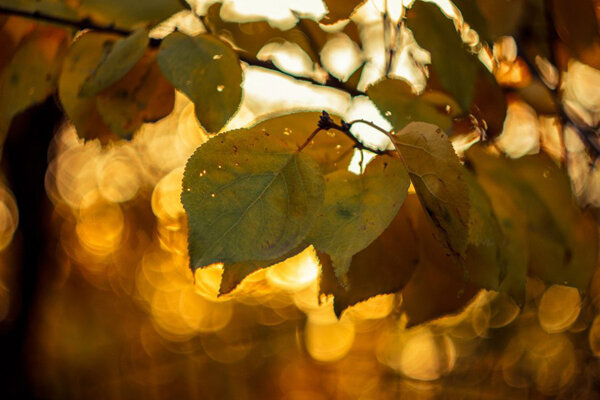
[95,51,175,139]
[251,111,355,173]
[467,146,598,291]
[319,195,421,317]
[182,128,324,271]
[392,122,470,257]
[406,1,478,111]
[552,0,600,69]
[0,26,68,141]
[310,155,409,282]
[367,78,460,132]
[58,32,117,142]
[79,28,149,97]
[157,31,242,133]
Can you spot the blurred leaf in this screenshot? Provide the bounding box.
[319,195,421,317]
[476,0,525,39]
[251,111,355,173]
[367,78,460,132]
[452,0,490,42]
[0,0,78,21]
[471,63,507,137]
[157,31,242,133]
[78,0,186,29]
[205,4,317,61]
[0,26,68,141]
[79,28,149,97]
[393,122,470,257]
[321,0,365,24]
[407,1,478,111]
[552,0,600,69]
[309,155,409,282]
[205,4,361,65]
[466,146,598,291]
[95,52,175,139]
[58,32,118,142]
[182,128,324,270]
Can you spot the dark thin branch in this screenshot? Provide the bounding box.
[305,111,396,156]
[298,127,323,151]
[0,5,131,35]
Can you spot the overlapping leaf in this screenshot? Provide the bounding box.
[0,25,68,141]
[157,31,242,133]
[321,0,365,24]
[309,155,409,282]
[319,195,421,317]
[95,51,175,139]
[59,31,174,141]
[467,146,598,291]
[79,28,149,97]
[182,127,324,271]
[392,122,470,257]
[406,1,478,112]
[367,78,460,132]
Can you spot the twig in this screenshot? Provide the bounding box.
[0,5,132,35]
[303,112,395,156]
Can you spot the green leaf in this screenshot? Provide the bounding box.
[319,195,421,317]
[406,1,478,111]
[58,32,116,142]
[309,155,409,282]
[392,122,470,257]
[79,0,186,29]
[367,78,460,132]
[79,28,149,97]
[182,128,325,271]
[466,146,599,291]
[95,52,175,139]
[0,26,68,141]
[157,31,242,133]
[251,111,355,173]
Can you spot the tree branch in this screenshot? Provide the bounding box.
[0,5,132,35]
[303,111,396,156]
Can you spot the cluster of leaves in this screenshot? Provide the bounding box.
[0,0,599,325]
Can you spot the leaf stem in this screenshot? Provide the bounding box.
[305,111,396,157]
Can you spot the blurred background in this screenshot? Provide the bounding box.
[2,0,600,398]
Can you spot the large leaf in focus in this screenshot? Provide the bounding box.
[392,122,470,257]
[552,0,600,69]
[309,155,409,282]
[467,146,598,291]
[319,195,421,317]
[406,1,478,111]
[157,31,242,133]
[321,0,365,24]
[59,32,116,141]
[251,111,355,173]
[0,26,68,141]
[79,0,185,29]
[367,78,460,132]
[79,28,149,97]
[182,128,324,270]
[95,51,175,139]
